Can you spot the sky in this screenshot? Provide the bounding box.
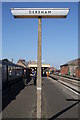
[2,2,78,69]
[1,0,79,2]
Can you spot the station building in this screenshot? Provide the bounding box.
[17,59,50,75]
[60,58,80,78]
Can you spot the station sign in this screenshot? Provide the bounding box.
[11,8,69,18]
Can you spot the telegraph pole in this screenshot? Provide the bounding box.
[37,17,42,118]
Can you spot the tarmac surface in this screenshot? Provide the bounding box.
[2,79,37,118]
[2,77,80,119]
[42,77,79,119]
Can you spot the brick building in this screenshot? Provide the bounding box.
[60,58,80,78]
[60,64,68,75]
[75,67,80,78]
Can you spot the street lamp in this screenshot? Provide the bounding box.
[11,8,69,118]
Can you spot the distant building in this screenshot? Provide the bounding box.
[27,61,50,74]
[17,59,50,76]
[75,66,80,78]
[17,59,28,68]
[17,59,50,69]
[2,59,14,63]
[49,67,55,72]
[60,58,80,78]
[55,69,60,74]
[27,60,50,69]
[2,59,9,62]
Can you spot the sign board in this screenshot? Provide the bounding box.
[11,8,69,18]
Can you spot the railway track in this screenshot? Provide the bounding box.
[50,74,80,94]
[58,77,80,87]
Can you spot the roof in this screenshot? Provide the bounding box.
[17,59,28,67]
[60,58,80,67]
[27,62,50,68]
[2,60,23,68]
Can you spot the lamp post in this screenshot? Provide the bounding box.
[11,8,69,118]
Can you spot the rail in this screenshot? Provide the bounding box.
[53,73,80,81]
[50,74,80,94]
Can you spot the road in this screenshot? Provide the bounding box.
[2,77,80,119]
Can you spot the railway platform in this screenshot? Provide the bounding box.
[2,77,80,119]
[2,79,37,118]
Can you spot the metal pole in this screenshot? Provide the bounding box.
[37,17,42,118]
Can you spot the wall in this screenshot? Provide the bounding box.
[60,66,68,75]
[68,65,77,76]
[75,67,80,79]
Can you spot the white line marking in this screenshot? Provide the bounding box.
[37,87,41,90]
[49,77,80,95]
[58,81,80,95]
